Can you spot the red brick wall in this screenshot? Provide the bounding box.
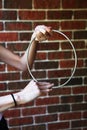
[0,0,87,129]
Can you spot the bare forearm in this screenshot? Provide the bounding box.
[0,40,38,71]
[20,40,38,70]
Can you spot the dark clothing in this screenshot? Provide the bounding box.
[0,116,9,130]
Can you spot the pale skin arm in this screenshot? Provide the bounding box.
[0,26,52,71]
[0,80,54,112]
[0,40,38,71]
[0,25,53,112]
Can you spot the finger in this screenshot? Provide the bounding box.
[40,88,52,93]
[37,82,54,90]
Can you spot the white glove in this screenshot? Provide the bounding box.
[31,25,51,42]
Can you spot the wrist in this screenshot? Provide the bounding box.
[13,92,23,105]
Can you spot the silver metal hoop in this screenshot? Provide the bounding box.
[27,30,77,88]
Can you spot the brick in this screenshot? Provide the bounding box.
[71,120,87,128]
[19,11,45,20]
[0,32,18,42]
[48,51,72,60]
[74,31,87,39]
[35,61,58,69]
[75,68,87,76]
[4,0,32,9]
[36,52,46,60]
[62,0,87,9]
[75,59,84,68]
[49,87,71,96]
[0,1,2,8]
[60,78,82,86]
[0,22,3,30]
[59,112,81,120]
[48,69,71,78]
[10,127,21,130]
[0,72,20,81]
[34,0,60,9]
[22,125,46,130]
[74,10,87,19]
[5,22,32,31]
[19,32,31,41]
[83,111,87,119]
[60,60,75,68]
[61,41,85,50]
[37,42,59,51]
[0,11,17,20]
[84,95,87,102]
[22,70,46,80]
[22,107,46,116]
[72,103,87,111]
[4,109,20,118]
[36,97,59,105]
[61,95,83,103]
[48,104,70,113]
[35,114,57,123]
[51,31,72,41]
[85,59,87,67]
[47,11,73,20]
[7,42,28,51]
[8,81,27,90]
[61,21,86,30]
[9,117,33,126]
[48,122,69,130]
[0,83,7,90]
[84,77,87,85]
[77,50,87,58]
[72,86,87,94]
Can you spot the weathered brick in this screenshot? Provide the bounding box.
[83,111,87,118]
[74,10,87,19]
[19,11,45,20]
[22,125,46,130]
[72,103,87,111]
[48,104,70,113]
[60,78,82,86]
[61,21,86,30]
[62,0,87,9]
[22,107,46,116]
[36,97,59,105]
[74,31,87,39]
[4,0,32,9]
[8,81,28,90]
[5,22,32,31]
[0,32,18,42]
[59,112,81,120]
[0,72,20,81]
[48,122,69,130]
[47,11,73,20]
[48,69,71,78]
[35,114,57,123]
[4,109,20,118]
[34,0,60,9]
[35,61,58,69]
[61,95,83,103]
[0,11,17,20]
[9,117,33,126]
[71,120,87,128]
[0,22,3,30]
[72,86,87,94]
[49,87,71,96]
[0,83,7,90]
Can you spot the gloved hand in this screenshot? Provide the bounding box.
[31,25,52,42]
[18,80,54,104]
